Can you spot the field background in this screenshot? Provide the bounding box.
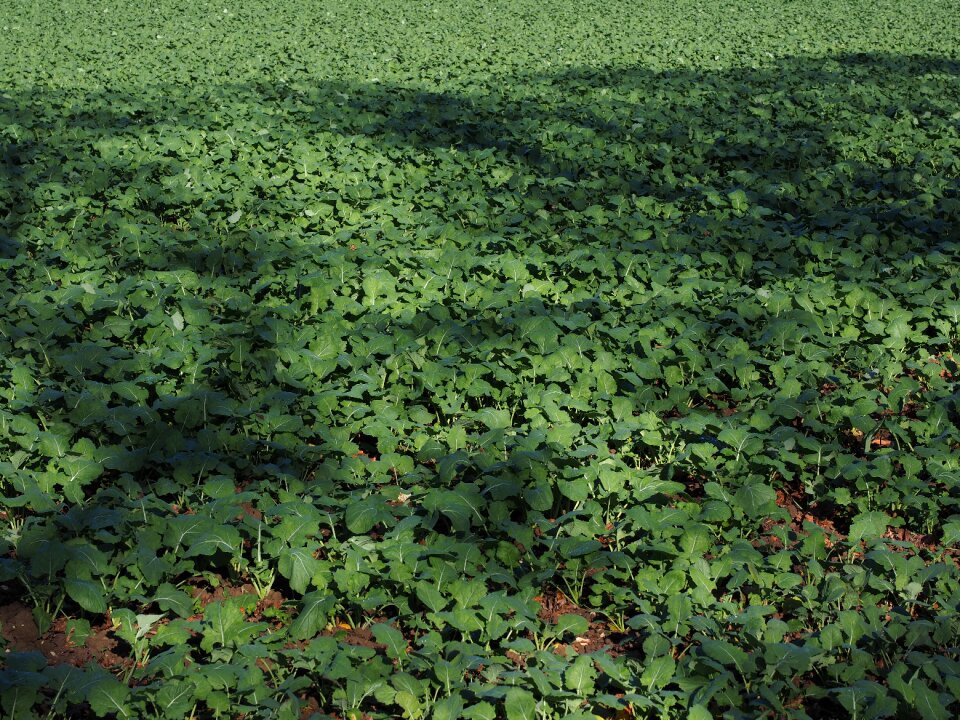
[1,0,960,718]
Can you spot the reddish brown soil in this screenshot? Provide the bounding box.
[321,621,388,650]
[298,694,321,720]
[188,579,259,608]
[258,590,284,615]
[0,603,129,669]
[533,589,638,657]
[0,602,37,651]
[772,488,844,545]
[883,527,940,555]
[770,486,955,566]
[239,501,264,521]
[335,624,384,650]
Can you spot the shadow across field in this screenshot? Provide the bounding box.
[1,50,957,491]
[4,52,959,254]
[0,51,959,716]
[1,47,959,568]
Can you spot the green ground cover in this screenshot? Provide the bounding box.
[1,0,959,717]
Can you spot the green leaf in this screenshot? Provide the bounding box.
[503,687,537,720]
[557,479,591,502]
[848,511,890,544]
[65,618,91,646]
[154,681,195,718]
[392,672,424,697]
[477,408,512,430]
[361,269,396,306]
[432,694,465,720]
[86,675,131,718]
[182,524,242,557]
[700,639,749,671]
[38,431,70,459]
[912,680,948,720]
[641,654,675,690]
[371,623,407,660]
[152,584,193,617]
[463,701,497,720]
[563,539,603,558]
[64,578,107,614]
[734,482,776,517]
[942,521,960,546]
[422,488,484,532]
[200,600,248,651]
[564,654,597,695]
[416,583,448,613]
[290,592,335,640]
[553,614,589,637]
[395,691,422,719]
[345,497,383,534]
[524,482,553,511]
[278,546,320,594]
[688,705,713,720]
[728,189,749,212]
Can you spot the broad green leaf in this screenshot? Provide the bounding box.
[290,592,335,640]
[154,681,195,718]
[553,614,589,637]
[504,687,537,720]
[848,511,890,544]
[462,701,497,720]
[38,431,70,459]
[564,654,597,695]
[422,488,483,532]
[700,639,749,671]
[557,479,590,502]
[184,525,242,556]
[391,673,424,697]
[416,583,448,613]
[151,584,193,618]
[728,189,749,212]
[345,497,384,534]
[734,483,777,518]
[64,578,107,614]
[641,654,675,690]
[395,691,422,719]
[432,694,465,720]
[912,680,948,720]
[524,482,553,511]
[86,676,131,718]
[279,546,320,594]
[371,623,407,660]
[200,600,248,651]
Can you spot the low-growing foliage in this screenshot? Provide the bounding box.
[1,0,959,718]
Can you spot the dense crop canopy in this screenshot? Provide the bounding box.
[1,0,959,718]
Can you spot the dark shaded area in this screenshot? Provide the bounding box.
[4,52,959,257]
[1,51,956,496]
[1,52,959,718]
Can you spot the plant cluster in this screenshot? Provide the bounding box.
[1,0,959,718]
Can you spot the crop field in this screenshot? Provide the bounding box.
[1,0,960,717]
